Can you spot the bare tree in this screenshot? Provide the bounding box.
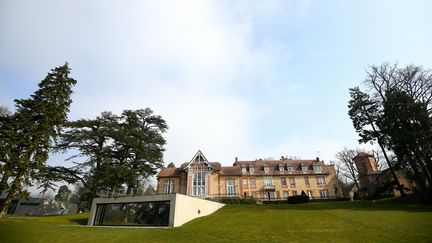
[364,63,432,115]
[335,148,360,192]
[0,106,11,117]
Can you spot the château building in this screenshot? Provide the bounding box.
[157,150,340,200]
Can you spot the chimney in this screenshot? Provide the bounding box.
[235,157,238,162]
[316,157,319,162]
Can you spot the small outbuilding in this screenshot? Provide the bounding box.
[87,193,224,227]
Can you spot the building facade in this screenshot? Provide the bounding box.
[157,150,340,200]
[353,152,381,196]
[353,152,417,197]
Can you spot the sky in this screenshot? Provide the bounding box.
[1,0,432,168]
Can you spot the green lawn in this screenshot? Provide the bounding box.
[1,199,431,242]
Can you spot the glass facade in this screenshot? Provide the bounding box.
[94,201,170,226]
[193,172,206,196]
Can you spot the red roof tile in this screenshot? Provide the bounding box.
[158,158,330,178]
[219,166,241,176]
[157,168,182,177]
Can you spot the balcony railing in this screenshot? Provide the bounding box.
[262,184,276,190]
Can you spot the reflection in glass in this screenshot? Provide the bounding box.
[94,201,170,226]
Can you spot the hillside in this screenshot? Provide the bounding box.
[1,199,431,242]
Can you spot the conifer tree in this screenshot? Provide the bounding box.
[0,63,76,218]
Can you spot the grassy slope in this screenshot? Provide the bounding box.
[1,199,431,243]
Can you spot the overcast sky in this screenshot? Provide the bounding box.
[1,0,432,167]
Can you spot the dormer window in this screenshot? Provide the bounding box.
[313,165,322,173]
[264,166,269,173]
[242,167,247,175]
[250,167,255,174]
[287,166,293,173]
[279,166,284,173]
[301,165,308,173]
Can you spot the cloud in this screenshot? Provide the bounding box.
[0,0,291,165]
[6,0,370,167]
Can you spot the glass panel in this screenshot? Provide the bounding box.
[264,177,272,186]
[250,178,256,188]
[193,172,206,196]
[226,179,235,195]
[94,201,170,226]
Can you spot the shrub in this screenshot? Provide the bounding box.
[334,197,350,201]
[215,197,257,204]
[287,195,309,204]
[262,200,289,204]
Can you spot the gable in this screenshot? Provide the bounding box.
[186,150,212,172]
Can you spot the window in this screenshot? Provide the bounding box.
[94,201,170,226]
[242,179,248,188]
[304,177,310,187]
[307,190,313,199]
[268,191,274,199]
[279,166,284,173]
[192,173,206,196]
[317,176,325,186]
[250,178,256,188]
[276,191,280,199]
[226,179,235,196]
[249,167,255,174]
[19,202,39,206]
[283,191,289,199]
[292,191,297,196]
[264,166,269,173]
[301,165,308,173]
[164,179,174,194]
[259,191,265,199]
[320,189,329,198]
[289,177,296,187]
[281,177,287,187]
[242,167,247,175]
[313,165,322,173]
[252,192,257,198]
[372,176,378,184]
[287,166,293,174]
[264,176,273,186]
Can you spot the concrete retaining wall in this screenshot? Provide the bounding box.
[87,194,224,227]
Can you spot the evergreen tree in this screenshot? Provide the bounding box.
[0,63,76,218]
[349,63,432,198]
[348,87,405,196]
[379,89,432,191]
[58,108,167,209]
[55,185,72,203]
[57,112,114,205]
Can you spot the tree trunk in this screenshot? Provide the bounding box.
[0,174,22,218]
[417,158,432,188]
[414,147,432,186]
[410,159,426,191]
[0,171,10,194]
[377,141,406,197]
[363,105,406,197]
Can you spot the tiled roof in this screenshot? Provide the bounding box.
[159,162,222,178]
[159,159,330,178]
[210,162,221,171]
[232,159,330,176]
[157,168,183,177]
[179,161,221,170]
[219,166,241,176]
[353,152,373,159]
